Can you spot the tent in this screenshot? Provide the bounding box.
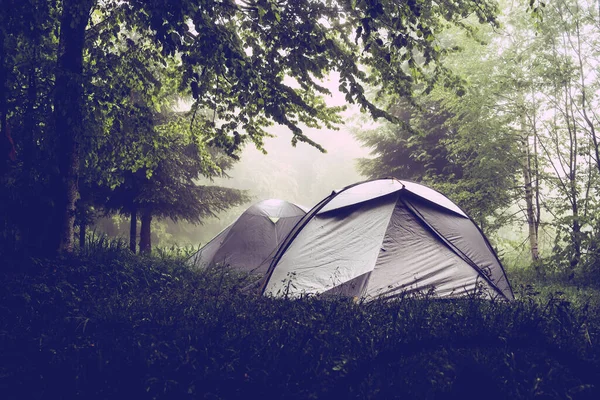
[189,199,307,274]
[261,178,514,300]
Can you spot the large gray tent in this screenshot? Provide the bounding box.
[189,199,307,274]
[261,179,514,300]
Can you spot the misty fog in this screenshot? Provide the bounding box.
[171,118,371,246]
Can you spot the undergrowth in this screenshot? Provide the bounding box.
[1,246,599,399]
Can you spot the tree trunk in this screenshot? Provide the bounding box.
[570,208,581,279]
[51,0,94,254]
[519,112,539,263]
[79,219,86,249]
[129,207,137,253]
[0,25,7,170]
[565,81,580,277]
[522,152,539,262]
[22,51,40,249]
[139,209,152,254]
[569,164,581,278]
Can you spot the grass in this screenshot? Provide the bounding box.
[1,245,599,399]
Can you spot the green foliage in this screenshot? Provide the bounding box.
[504,0,600,275]
[80,14,248,232]
[1,249,600,399]
[355,93,517,229]
[2,0,504,254]
[355,0,600,282]
[353,11,527,232]
[0,0,62,251]
[99,125,249,224]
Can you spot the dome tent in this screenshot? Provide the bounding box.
[189,199,307,274]
[261,179,514,300]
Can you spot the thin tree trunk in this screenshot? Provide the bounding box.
[530,86,541,257]
[533,130,541,248]
[79,219,86,249]
[519,110,539,263]
[566,80,580,277]
[24,44,37,174]
[130,207,137,253]
[568,120,581,278]
[139,209,152,254]
[522,150,539,262]
[51,0,94,254]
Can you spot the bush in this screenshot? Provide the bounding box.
[1,247,599,399]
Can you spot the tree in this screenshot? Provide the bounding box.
[100,116,249,253]
[355,94,517,233]
[0,0,61,252]
[490,0,600,277]
[528,0,600,277]
[78,48,249,254]
[355,98,459,182]
[2,0,501,255]
[472,4,545,264]
[354,17,521,232]
[51,0,96,253]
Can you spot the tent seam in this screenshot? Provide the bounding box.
[399,195,509,300]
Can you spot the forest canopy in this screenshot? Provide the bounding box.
[0,0,501,255]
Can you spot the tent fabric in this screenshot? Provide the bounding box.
[400,180,467,217]
[262,178,514,301]
[265,193,398,296]
[189,199,306,274]
[317,178,467,217]
[368,202,492,298]
[318,179,403,213]
[190,225,233,270]
[401,194,512,296]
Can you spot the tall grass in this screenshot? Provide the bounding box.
[1,246,599,399]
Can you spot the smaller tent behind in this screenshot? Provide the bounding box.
[189,199,307,274]
[261,178,514,301]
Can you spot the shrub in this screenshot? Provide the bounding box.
[1,247,599,399]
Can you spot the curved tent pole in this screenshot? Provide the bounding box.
[400,195,513,300]
[439,196,516,299]
[261,178,514,300]
[392,177,514,299]
[260,194,334,295]
[393,178,514,299]
[455,206,516,299]
[260,178,406,295]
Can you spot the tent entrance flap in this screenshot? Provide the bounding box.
[400,195,512,299]
[368,201,495,299]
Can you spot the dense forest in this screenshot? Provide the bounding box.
[3,0,600,399]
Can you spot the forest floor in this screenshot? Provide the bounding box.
[1,246,599,399]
